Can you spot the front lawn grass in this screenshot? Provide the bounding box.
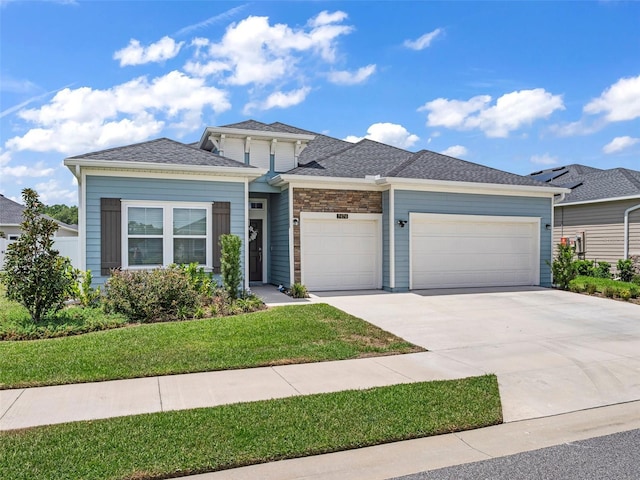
[0,376,501,480]
[0,303,423,389]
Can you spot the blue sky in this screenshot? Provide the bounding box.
[1,0,639,206]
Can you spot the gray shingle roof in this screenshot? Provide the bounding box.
[68,138,254,169]
[391,150,549,186]
[0,194,27,225]
[529,164,640,203]
[0,194,77,230]
[288,139,414,178]
[557,168,640,204]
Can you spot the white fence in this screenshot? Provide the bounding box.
[0,237,80,270]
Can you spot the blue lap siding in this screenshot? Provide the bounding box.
[85,175,246,286]
[390,190,553,291]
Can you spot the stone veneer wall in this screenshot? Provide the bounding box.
[292,188,383,283]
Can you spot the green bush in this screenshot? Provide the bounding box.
[594,261,612,279]
[603,286,616,298]
[290,282,310,298]
[103,267,199,322]
[619,289,632,301]
[179,262,217,297]
[70,269,101,307]
[585,283,597,295]
[617,259,635,283]
[569,283,583,293]
[574,259,595,277]
[1,188,76,323]
[550,243,577,290]
[220,234,242,300]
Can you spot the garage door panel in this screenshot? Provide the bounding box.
[301,215,381,291]
[411,214,539,289]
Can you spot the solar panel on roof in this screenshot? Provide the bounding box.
[531,168,568,183]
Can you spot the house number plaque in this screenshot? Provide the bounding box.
[336,214,349,219]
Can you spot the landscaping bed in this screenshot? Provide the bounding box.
[569,276,640,305]
[0,375,501,480]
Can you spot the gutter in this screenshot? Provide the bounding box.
[63,159,267,179]
[624,203,640,259]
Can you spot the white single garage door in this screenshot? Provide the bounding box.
[410,213,540,289]
[301,212,381,291]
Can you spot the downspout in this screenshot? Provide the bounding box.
[624,203,640,259]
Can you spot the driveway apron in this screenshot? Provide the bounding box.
[313,287,640,422]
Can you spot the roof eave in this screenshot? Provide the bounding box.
[269,174,384,188]
[377,177,570,195]
[63,158,267,179]
[556,193,640,207]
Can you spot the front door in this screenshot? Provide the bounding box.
[249,219,263,282]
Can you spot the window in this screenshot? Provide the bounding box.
[123,202,211,269]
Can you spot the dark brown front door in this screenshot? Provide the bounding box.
[249,219,263,282]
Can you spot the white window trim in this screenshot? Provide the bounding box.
[121,200,212,270]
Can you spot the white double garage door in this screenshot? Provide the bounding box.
[300,212,540,291]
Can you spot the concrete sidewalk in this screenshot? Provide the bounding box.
[0,351,482,431]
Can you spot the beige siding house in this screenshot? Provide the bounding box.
[530,165,640,266]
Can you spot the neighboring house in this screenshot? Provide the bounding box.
[0,194,79,268]
[530,164,640,266]
[64,121,565,291]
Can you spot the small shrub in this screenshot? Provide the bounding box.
[633,275,640,286]
[550,243,576,290]
[179,262,216,297]
[103,267,199,322]
[603,286,616,298]
[574,260,595,277]
[70,269,101,307]
[290,282,310,298]
[594,261,611,279]
[629,285,640,299]
[569,283,583,293]
[220,234,242,300]
[585,283,598,295]
[617,259,635,283]
[619,289,632,301]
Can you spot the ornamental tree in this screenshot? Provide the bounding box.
[2,188,75,322]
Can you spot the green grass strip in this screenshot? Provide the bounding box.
[1,376,501,480]
[0,304,423,389]
[571,275,639,292]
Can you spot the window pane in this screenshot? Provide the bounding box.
[129,238,163,265]
[128,207,163,235]
[173,208,206,235]
[174,238,206,265]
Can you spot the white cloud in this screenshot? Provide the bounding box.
[183,60,229,77]
[200,11,353,86]
[114,36,184,67]
[530,153,558,166]
[0,161,55,178]
[243,87,311,114]
[34,179,76,205]
[584,75,640,122]
[328,64,376,85]
[420,89,564,137]
[550,119,602,137]
[344,123,419,149]
[5,71,230,155]
[441,145,468,157]
[603,136,640,154]
[404,28,443,50]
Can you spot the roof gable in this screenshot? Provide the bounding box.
[559,167,640,203]
[0,194,77,231]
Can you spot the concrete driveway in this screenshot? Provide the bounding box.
[313,287,640,422]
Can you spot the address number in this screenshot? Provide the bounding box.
[336,213,349,219]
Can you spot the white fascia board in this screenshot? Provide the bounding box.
[64,158,267,180]
[199,127,315,149]
[269,174,387,191]
[378,177,568,198]
[556,194,640,207]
